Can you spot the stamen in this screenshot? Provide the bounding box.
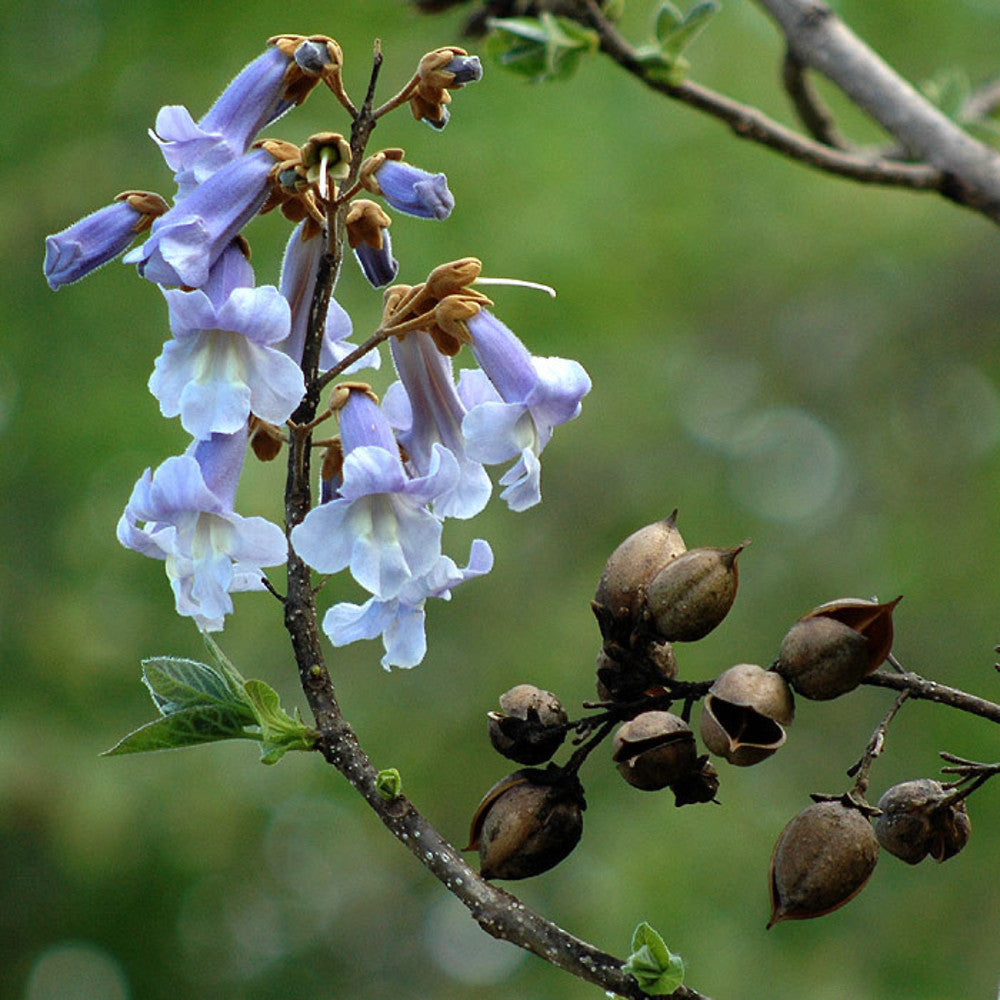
[474,276,557,298]
[318,147,331,201]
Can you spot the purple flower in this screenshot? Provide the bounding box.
[277,222,381,372]
[43,193,166,290]
[354,231,399,288]
[443,54,483,86]
[373,158,454,220]
[153,41,336,197]
[123,146,277,288]
[149,242,305,439]
[323,539,493,669]
[382,331,491,519]
[459,309,591,511]
[290,387,459,600]
[117,429,287,631]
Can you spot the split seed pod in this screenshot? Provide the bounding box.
[776,597,900,700]
[595,640,678,702]
[487,684,568,765]
[467,768,585,880]
[593,511,687,643]
[768,799,879,927]
[699,663,794,766]
[612,711,698,791]
[670,755,720,807]
[875,779,971,864]
[644,542,747,642]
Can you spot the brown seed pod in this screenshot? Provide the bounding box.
[874,779,972,864]
[467,768,585,880]
[644,542,747,642]
[612,711,698,791]
[768,799,879,927]
[487,685,568,765]
[670,754,720,807]
[594,512,687,641]
[776,616,872,700]
[699,663,794,767]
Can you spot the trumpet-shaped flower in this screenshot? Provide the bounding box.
[117,429,287,631]
[373,158,454,220]
[290,388,459,600]
[459,309,591,511]
[277,222,381,372]
[323,539,493,669]
[123,146,277,288]
[383,330,491,519]
[149,242,305,439]
[154,40,336,196]
[43,193,167,290]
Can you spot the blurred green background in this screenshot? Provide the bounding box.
[5,1,1000,998]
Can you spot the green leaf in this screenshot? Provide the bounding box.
[920,68,971,121]
[243,679,316,765]
[141,656,249,715]
[622,921,685,995]
[376,768,403,801]
[634,46,690,86]
[659,0,720,60]
[654,2,685,43]
[486,13,598,83]
[103,704,257,756]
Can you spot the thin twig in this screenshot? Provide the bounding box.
[846,691,909,792]
[781,50,848,148]
[862,670,1000,724]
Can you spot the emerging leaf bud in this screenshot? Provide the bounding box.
[699,663,793,767]
[467,768,585,880]
[612,711,698,791]
[775,597,901,700]
[594,511,687,642]
[488,684,568,765]
[644,542,747,642]
[874,779,971,864]
[768,799,879,927]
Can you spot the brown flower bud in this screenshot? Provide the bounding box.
[768,799,879,927]
[593,512,687,639]
[699,664,793,767]
[644,542,747,642]
[874,779,971,864]
[612,711,697,791]
[466,768,585,880]
[487,685,568,765]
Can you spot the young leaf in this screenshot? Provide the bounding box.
[103,704,257,756]
[486,13,598,83]
[660,0,720,61]
[622,921,685,995]
[654,1,685,43]
[243,679,316,764]
[376,768,403,801]
[141,656,248,714]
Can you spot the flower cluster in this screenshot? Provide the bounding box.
[44,35,589,668]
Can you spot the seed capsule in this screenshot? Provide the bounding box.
[644,543,747,642]
[594,512,687,642]
[595,639,677,702]
[466,768,585,880]
[612,711,698,791]
[487,684,568,765]
[768,799,879,927]
[699,663,793,767]
[670,754,720,807]
[874,779,971,864]
[776,597,900,700]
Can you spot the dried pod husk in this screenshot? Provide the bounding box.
[768,799,879,927]
[670,754,720,807]
[466,768,585,880]
[874,779,971,864]
[644,542,747,642]
[776,616,872,700]
[612,711,698,791]
[595,639,677,702]
[699,664,794,767]
[593,512,687,644]
[487,685,568,765]
[798,597,900,676]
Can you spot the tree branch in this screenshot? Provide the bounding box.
[571,1,943,191]
[862,670,1000,724]
[754,0,1000,220]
